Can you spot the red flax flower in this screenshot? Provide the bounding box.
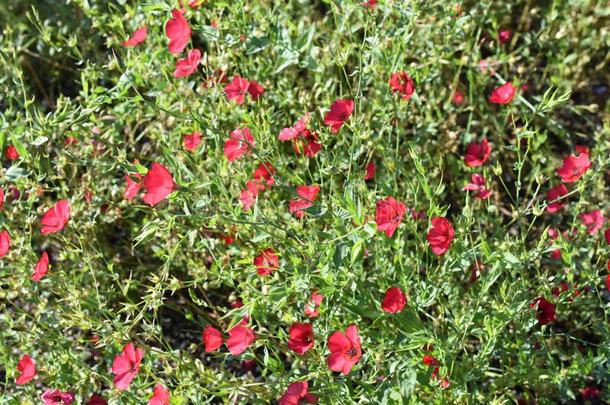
[166,9,191,54]
[426,217,455,256]
[183,131,202,151]
[580,210,604,234]
[247,80,265,100]
[122,26,147,47]
[224,76,250,104]
[327,324,362,375]
[224,128,255,162]
[124,173,142,201]
[202,326,223,352]
[86,394,107,405]
[279,113,311,141]
[324,99,354,133]
[304,290,324,318]
[289,185,320,218]
[226,325,255,355]
[389,72,415,101]
[112,342,144,391]
[5,145,19,160]
[464,138,491,167]
[252,163,275,189]
[287,323,315,355]
[605,227,610,245]
[40,200,71,234]
[531,297,556,325]
[375,197,406,238]
[42,389,75,405]
[143,163,175,206]
[381,287,407,313]
[253,248,279,276]
[580,386,600,400]
[16,354,36,384]
[422,354,439,366]
[148,384,170,405]
[546,184,568,213]
[32,252,50,281]
[452,90,465,105]
[462,174,492,199]
[279,381,318,405]
[174,49,201,78]
[488,82,517,104]
[0,229,9,257]
[556,153,591,183]
[239,181,259,210]
[498,30,512,43]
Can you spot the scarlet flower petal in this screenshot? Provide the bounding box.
[142,163,175,206]
[122,26,147,47]
[381,287,407,313]
[202,326,224,352]
[226,325,255,355]
[148,384,170,405]
[31,252,49,282]
[324,99,354,133]
[174,49,201,78]
[488,82,517,104]
[16,354,36,385]
[40,200,71,234]
[166,9,191,54]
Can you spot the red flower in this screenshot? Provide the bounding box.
[16,354,36,384]
[389,72,415,101]
[364,161,376,181]
[462,174,492,199]
[124,173,142,201]
[464,138,491,167]
[287,323,315,355]
[42,389,75,405]
[32,251,50,282]
[426,217,455,256]
[375,197,406,238]
[580,386,600,400]
[530,297,556,325]
[247,80,265,100]
[0,230,9,257]
[289,185,320,218]
[279,381,318,405]
[605,228,610,245]
[556,153,591,183]
[5,145,19,160]
[546,184,568,213]
[224,76,251,105]
[202,326,223,352]
[252,163,275,188]
[279,114,310,141]
[327,324,362,375]
[226,325,255,355]
[304,290,323,318]
[324,99,354,133]
[381,287,407,313]
[166,9,191,54]
[0,188,4,210]
[253,248,279,276]
[86,394,107,405]
[452,90,465,105]
[148,384,170,405]
[239,181,259,210]
[174,49,201,78]
[224,128,255,162]
[122,26,147,47]
[112,342,144,391]
[143,163,175,206]
[295,130,322,157]
[580,210,604,234]
[575,145,589,156]
[488,82,517,104]
[606,274,610,291]
[183,131,202,151]
[422,354,439,366]
[40,200,71,234]
[498,30,512,43]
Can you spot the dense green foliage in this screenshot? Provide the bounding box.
[1,0,609,403]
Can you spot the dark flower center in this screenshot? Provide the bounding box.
[345,347,357,358]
